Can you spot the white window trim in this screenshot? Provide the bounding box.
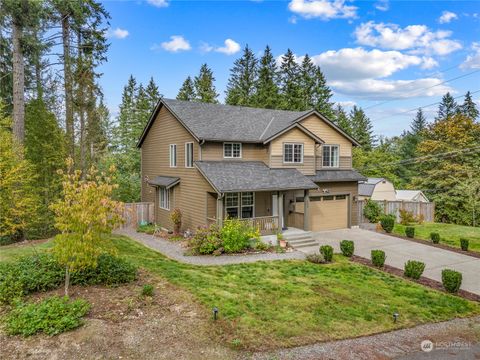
[159,187,170,210]
[224,192,255,219]
[283,143,304,164]
[223,142,242,159]
[185,142,194,168]
[169,144,177,168]
[322,144,340,168]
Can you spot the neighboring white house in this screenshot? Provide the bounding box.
[358,178,397,201]
[395,190,429,203]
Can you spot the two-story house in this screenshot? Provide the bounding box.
[137,99,366,234]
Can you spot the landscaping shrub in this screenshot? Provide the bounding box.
[306,253,325,264]
[142,284,154,297]
[4,296,90,337]
[371,250,386,267]
[460,238,469,251]
[170,208,182,235]
[221,218,259,253]
[253,240,270,251]
[442,269,462,293]
[319,245,333,262]
[189,224,222,255]
[405,226,415,238]
[73,253,137,286]
[399,209,416,225]
[0,264,24,305]
[15,254,64,293]
[380,214,395,233]
[430,232,440,244]
[137,223,155,235]
[404,260,425,280]
[340,240,354,257]
[363,199,382,223]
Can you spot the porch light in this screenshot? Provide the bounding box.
[393,312,399,323]
[213,307,219,320]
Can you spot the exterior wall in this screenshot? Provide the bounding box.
[310,181,360,226]
[300,114,353,170]
[141,106,215,231]
[269,127,316,175]
[255,191,273,217]
[371,181,396,201]
[201,142,269,163]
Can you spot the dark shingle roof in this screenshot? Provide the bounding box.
[147,176,180,189]
[308,169,367,183]
[358,183,375,197]
[195,161,318,193]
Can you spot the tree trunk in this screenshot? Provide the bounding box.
[12,20,25,145]
[65,265,70,297]
[62,14,75,159]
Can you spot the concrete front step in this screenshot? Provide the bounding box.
[290,241,319,249]
[284,234,312,242]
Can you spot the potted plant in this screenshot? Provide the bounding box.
[277,232,287,248]
[170,208,182,235]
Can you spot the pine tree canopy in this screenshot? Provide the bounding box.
[225,45,258,106]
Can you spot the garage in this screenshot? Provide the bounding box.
[309,194,349,231]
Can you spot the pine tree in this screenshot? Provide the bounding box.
[145,77,161,109]
[435,92,458,121]
[411,108,427,134]
[460,91,479,120]
[194,64,218,103]
[279,49,302,110]
[225,45,258,106]
[350,106,374,150]
[299,54,316,110]
[253,45,280,109]
[311,66,334,118]
[333,105,353,136]
[115,75,138,151]
[177,76,195,101]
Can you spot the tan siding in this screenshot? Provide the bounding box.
[315,153,352,169]
[141,106,215,231]
[201,142,269,163]
[206,192,217,219]
[255,191,273,217]
[269,128,316,175]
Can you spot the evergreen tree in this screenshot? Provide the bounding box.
[115,75,138,151]
[333,105,353,136]
[411,108,427,134]
[311,66,334,118]
[194,63,218,103]
[435,92,458,121]
[177,76,195,101]
[225,45,258,106]
[460,91,479,120]
[145,77,161,109]
[299,54,316,110]
[350,106,374,150]
[279,49,302,110]
[253,45,280,109]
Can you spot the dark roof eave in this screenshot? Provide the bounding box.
[220,185,318,193]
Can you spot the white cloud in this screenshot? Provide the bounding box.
[159,35,191,52]
[203,39,241,55]
[147,0,169,7]
[460,42,480,69]
[109,27,129,39]
[438,11,458,24]
[374,0,389,12]
[287,0,357,20]
[354,21,462,55]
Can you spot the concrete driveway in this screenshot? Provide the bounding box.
[309,228,480,296]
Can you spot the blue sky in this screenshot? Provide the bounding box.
[100,0,480,136]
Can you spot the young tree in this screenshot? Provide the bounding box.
[177,76,195,101]
[225,45,258,106]
[460,91,479,120]
[50,158,124,295]
[435,92,458,121]
[253,45,280,109]
[194,63,218,103]
[279,49,302,110]
[145,76,161,109]
[350,106,374,150]
[411,108,427,134]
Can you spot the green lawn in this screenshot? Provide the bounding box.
[393,223,480,252]
[1,235,479,349]
[0,240,53,263]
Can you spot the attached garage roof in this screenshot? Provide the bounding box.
[308,169,367,183]
[194,161,318,193]
[147,176,180,189]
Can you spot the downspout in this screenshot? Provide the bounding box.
[199,139,205,160]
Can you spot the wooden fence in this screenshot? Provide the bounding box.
[121,202,154,228]
[358,200,435,223]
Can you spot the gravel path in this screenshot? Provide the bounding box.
[116,228,305,265]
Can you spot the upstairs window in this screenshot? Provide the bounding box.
[224,143,242,158]
[169,144,177,167]
[185,142,194,168]
[322,145,339,168]
[283,143,303,163]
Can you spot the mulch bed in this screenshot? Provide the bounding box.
[351,255,480,302]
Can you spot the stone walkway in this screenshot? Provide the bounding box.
[116,228,305,266]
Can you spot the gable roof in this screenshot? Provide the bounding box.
[137,98,360,147]
[359,183,376,197]
[396,190,429,202]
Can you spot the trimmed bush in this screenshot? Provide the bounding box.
[4,296,90,337]
[340,240,354,257]
[371,250,386,267]
[221,218,259,254]
[442,269,462,293]
[306,253,326,264]
[460,238,469,251]
[404,260,425,280]
[142,284,154,297]
[405,226,415,238]
[430,232,440,244]
[319,245,333,262]
[380,214,395,233]
[189,224,222,255]
[363,199,382,223]
[73,254,138,286]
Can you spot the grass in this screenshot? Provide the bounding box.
[0,240,53,263]
[393,222,480,252]
[1,235,479,349]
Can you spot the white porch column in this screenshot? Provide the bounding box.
[216,195,223,227]
[278,192,285,230]
[304,189,310,231]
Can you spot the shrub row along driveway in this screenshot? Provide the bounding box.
[311,228,480,296]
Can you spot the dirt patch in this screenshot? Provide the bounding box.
[351,255,480,302]
[0,271,239,360]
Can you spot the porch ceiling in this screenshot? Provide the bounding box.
[195,160,318,193]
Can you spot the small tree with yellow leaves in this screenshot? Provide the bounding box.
[50,158,124,295]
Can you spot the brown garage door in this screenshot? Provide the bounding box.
[310,195,349,231]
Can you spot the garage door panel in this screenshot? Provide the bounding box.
[310,196,348,231]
